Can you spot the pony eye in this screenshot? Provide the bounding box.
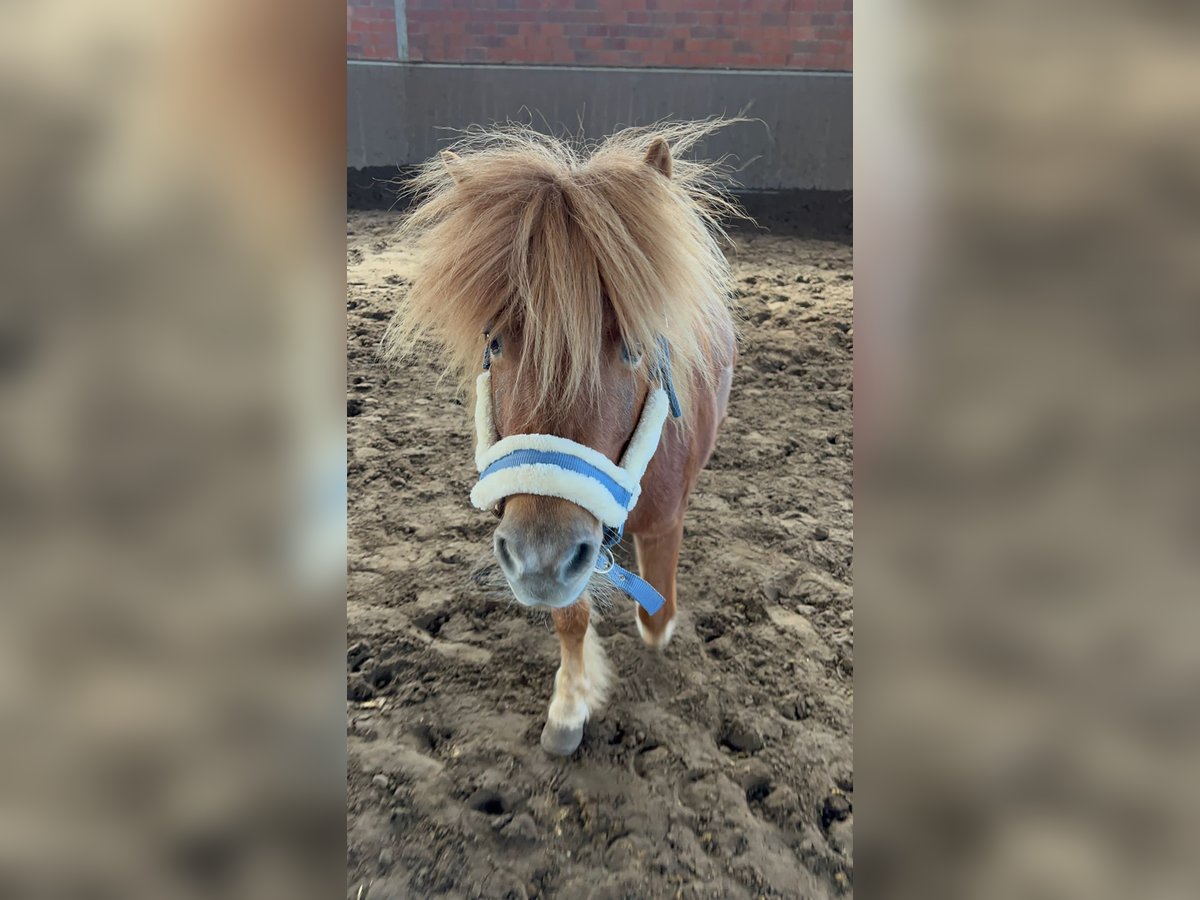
[489,336,502,356]
[620,342,642,365]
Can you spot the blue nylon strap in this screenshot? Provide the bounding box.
[597,525,664,612]
[655,337,682,419]
[602,562,665,615]
[479,449,633,509]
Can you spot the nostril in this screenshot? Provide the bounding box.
[562,541,598,581]
[495,536,516,573]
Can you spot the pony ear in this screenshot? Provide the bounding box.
[440,149,464,183]
[643,138,673,179]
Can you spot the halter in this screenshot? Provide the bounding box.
[469,335,682,614]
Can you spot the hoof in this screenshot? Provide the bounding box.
[540,720,584,756]
[636,613,677,650]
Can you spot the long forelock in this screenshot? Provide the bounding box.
[383,121,741,421]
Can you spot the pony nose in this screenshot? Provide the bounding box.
[493,524,599,597]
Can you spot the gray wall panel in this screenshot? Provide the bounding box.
[347,62,850,191]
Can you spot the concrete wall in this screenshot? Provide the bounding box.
[346,61,851,192]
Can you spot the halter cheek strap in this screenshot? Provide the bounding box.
[469,341,681,614]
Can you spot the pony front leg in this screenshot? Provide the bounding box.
[541,597,611,756]
[633,518,683,649]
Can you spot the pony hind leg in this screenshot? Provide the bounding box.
[541,596,612,756]
[633,518,683,649]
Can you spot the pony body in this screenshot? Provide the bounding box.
[386,122,738,755]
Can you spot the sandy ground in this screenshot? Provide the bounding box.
[346,209,853,899]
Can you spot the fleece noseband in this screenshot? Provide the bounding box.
[469,337,681,614]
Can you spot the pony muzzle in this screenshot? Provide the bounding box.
[492,498,601,608]
[471,367,674,615]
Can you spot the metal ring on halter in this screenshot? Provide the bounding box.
[594,546,615,575]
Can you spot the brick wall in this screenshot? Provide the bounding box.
[347,0,398,62]
[348,0,852,72]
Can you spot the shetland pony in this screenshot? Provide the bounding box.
[386,122,738,755]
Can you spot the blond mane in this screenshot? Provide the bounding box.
[383,120,742,420]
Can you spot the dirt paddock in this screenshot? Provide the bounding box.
[346,207,853,899]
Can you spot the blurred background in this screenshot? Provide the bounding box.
[857,0,1200,897]
[0,1,344,898]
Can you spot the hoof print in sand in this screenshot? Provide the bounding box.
[633,743,673,778]
[743,772,773,804]
[347,641,373,672]
[409,722,453,755]
[694,613,727,643]
[347,677,375,703]
[466,788,509,816]
[499,812,538,844]
[821,792,852,831]
[760,785,802,828]
[780,694,815,721]
[719,715,765,754]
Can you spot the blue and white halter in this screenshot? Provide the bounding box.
[469,336,681,614]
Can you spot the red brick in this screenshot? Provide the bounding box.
[391,0,852,71]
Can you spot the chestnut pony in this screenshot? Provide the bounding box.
[385,123,737,755]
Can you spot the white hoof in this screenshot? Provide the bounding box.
[636,613,676,649]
